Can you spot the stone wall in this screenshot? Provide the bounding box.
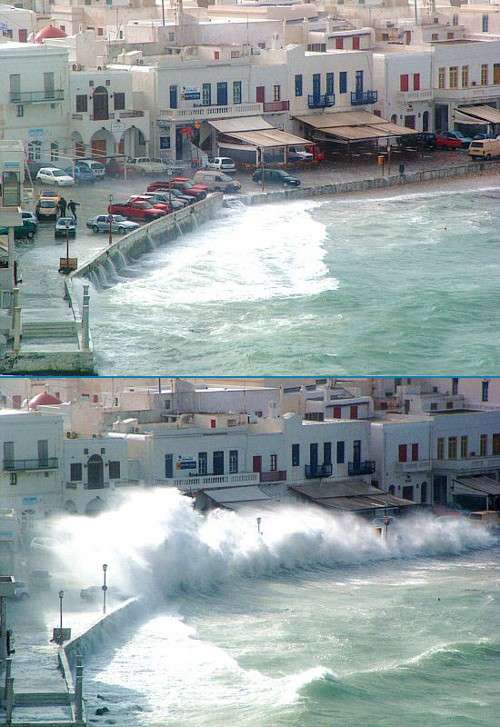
[242,160,500,205]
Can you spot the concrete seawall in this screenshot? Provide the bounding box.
[242,160,500,205]
[64,598,143,672]
[72,193,223,286]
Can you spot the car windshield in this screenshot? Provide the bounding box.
[58,217,74,225]
[91,163,104,170]
[52,170,66,177]
[40,201,56,208]
[113,215,126,222]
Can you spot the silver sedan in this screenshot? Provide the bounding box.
[86,214,140,234]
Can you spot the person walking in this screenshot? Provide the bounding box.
[58,196,67,217]
[68,199,79,221]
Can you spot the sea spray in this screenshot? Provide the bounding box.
[51,490,496,599]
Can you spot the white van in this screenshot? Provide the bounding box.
[193,170,241,193]
[205,157,236,173]
[468,138,500,160]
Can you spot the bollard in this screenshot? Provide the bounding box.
[75,663,83,722]
[5,677,14,725]
[3,657,11,703]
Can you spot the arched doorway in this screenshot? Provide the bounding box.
[87,454,104,489]
[93,86,109,121]
[90,129,115,161]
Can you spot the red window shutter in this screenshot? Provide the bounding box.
[335,37,343,49]
[399,444,407,463]
[210,418,216,429]
[333,406,342,419]
[214,51,219,60]
[412,443,419,461]
[256,86,265,103]
[350,405,358,419]
[400,74,409,92]
[352,36,360,50]
[413,73,420,91]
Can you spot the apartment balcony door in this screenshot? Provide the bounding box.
[93,86,109,121]
[87,455,104,489]
[216,82,228,106]
[493,433,500,455]
[44,72,55,100]
[213,450,224,476]
[312,74,321,101]
[355,70,364,95]
[37,439,48,468]
[353,440,361,465]
[252,455,262,473]
[256,86,265,103]
[309,443,318,468]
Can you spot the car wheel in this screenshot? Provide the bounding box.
[92,225,100,233]
[26,231,34,240]
[118,227,125,234]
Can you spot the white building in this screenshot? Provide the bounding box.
[0,3,36,42]
[0,409,64,516]
[0,42,70,162]
[112,410,373,490]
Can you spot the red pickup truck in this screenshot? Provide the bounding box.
[108,200,166,221]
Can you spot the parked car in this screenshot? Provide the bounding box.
[205,156,236,173]
[80,585,128,602]
[472,132,495,141]
[12,581,30,601]
[126,157,169,175]
[30,536,59,551]
[287,146,314,162]
[468,138,500,160]
[105,158,126,178]
[398,132,436,150]
[140,192,185,211]
[87,214,140,234]
[252,168,301,186]
[129,195,172,214]
[108,200,166,221]
[193,170,241,193]
[0,217,37,240]
[435,131,471,149]
[36,167,75,186]
[21,211,38,229]
[35,192,60,220]
[65,164,96,184]
[169,178,207,200]
[75,159,105,179]
[55,217,77,238]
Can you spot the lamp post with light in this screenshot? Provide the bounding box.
[58,590,64,645]
[102,564,108,615]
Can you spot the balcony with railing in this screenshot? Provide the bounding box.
[4,458,59,471]
[394,459,432,472]
[263,100,290,113]
[308,94,335,109]
[348,460,376,476]
[159,102,263,123]
[157,472,260,492]
[350,90,378,106]
[305,463,333,479]
[10,90,64,104]
[433,454,500,474]
[260,470,287,483]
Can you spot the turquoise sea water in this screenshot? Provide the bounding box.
[86,185,500,374]
[61,492,500,727]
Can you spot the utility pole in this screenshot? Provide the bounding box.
[108,194,113,246]
[102,564,108,615]
[58,590,64,645]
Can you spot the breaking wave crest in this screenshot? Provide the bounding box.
[51,490,497,600]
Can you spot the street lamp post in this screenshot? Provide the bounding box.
[58,590,64,645]
[102,564,108,615]
[108,195,113,246]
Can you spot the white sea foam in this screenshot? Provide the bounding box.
[51,490,495,599]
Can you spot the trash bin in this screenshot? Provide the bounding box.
[377,155,385,166]
[399,163,405,176]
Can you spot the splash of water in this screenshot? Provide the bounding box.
[50,490,495,599]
